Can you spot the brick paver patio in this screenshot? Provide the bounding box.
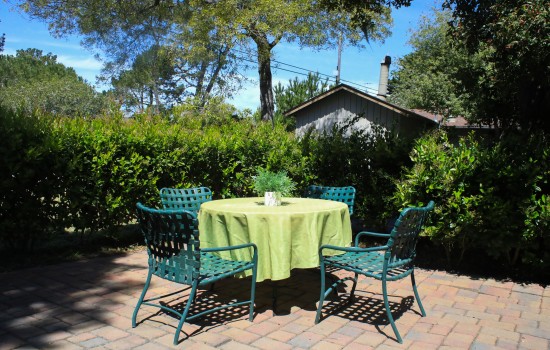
[1,248,549,349]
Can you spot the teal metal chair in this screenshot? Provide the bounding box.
[160,187,212,214]
[132,203,258,345]
[315,201,435,343]
[305,185,356,216]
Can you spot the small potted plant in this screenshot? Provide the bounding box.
[253,168,296,206]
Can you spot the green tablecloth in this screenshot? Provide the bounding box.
[198,197,352,282]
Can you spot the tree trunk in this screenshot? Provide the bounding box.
[248,26,281,125]
[257,47,274,125]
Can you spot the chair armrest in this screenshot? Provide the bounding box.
[202,243,258,262]
[320,244,389,256]
[202,242,257,253]
[355,231,390,246]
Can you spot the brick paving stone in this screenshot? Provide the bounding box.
[219,340,259,350]
[309,320,343,336]
[353,330,388,347]
[103,335,148,349]
[265,329,295,342]
[477,319,516,331]
[430,324,452,336]
[78,336,109,348]
[479,285,511,298]
[133,342,169,350]
[190,330,231,347]
[495,338,520,349]
[311,340,344,350]
[404,330,444,346]
[91,325,129,341]
[342,342,375,350]
[2,251,550,350]
[481,326,521,342]
[288,331,325,348]
[324,331,354,346]
[335,324,364,338]
[220,327,261,344]
[516,324,550,339]
[407,341,441,350]
[252,336,293,350]
[519,334,549,349]
[442,332,475,348]
[512,283,544,296]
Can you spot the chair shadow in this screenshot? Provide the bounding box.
[136,268,418,342]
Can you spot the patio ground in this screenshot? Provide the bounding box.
[1,248,549,349]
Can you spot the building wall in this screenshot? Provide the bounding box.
[294,90,420,137]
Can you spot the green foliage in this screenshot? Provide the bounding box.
[394,130,481,264]
[445,0,550,132]
[1,107,310,252]
[17,0,395,123]
[252,168,297,196]
[273,73,333,128]
[0,49,107,116]
[388,9,480,119]
[0,107,65,251]
[300,118,414,230]
[395,130,550,271]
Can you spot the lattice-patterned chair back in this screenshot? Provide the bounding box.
[305,185,356,215]
[136,203,200,285]
[133,202,258,345]
[316,201,434,344]
[385,201,435,269]
[160,187,212,214]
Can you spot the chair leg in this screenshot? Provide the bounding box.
[411,270,426,316]
[173,282,198,345]
[132,272,152,328]
[249,262,257,321]
[382,277,403,344]
[349,272,359,300]
[315,260,327,324]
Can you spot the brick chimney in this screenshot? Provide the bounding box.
[377,56,391,100]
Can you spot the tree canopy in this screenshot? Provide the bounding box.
[444,0,550,132]
[0,49,108,116]
[388,9,483,120]
[16,0,402,121]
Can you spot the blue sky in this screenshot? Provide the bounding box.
[1,0,441,110]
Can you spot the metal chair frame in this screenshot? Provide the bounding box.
[160,187,213,215]
[315,201,434,343]
[305,185,356,216]
[132,203,258,345]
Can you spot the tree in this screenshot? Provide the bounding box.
[388,9,483,120]
[0,49,107,116]
[273,72,333,127]
[16,0,404,123]
[188,0,394,123]
[444,0,550,133]
[0,20,5,53]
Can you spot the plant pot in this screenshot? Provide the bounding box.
[264,192,282,206]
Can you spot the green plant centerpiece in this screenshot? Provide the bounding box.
[253,168,296,206]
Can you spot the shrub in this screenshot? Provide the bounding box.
[395,129,550,273]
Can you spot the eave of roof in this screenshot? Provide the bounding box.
[283,83,433,123]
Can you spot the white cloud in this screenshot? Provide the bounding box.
[56,55,102,71]
[229,79,260,111]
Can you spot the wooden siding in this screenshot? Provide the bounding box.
[294,90,405,136]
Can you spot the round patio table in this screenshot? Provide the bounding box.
[198,197,352,282]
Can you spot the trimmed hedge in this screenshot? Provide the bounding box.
[2,108,548,278]
[395,130,550,272]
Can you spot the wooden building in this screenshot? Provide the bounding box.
[284,84,436,137]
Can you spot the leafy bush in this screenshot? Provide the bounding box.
[300,118,414,230]
[0,107,65,251]
[395,129,550,272]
